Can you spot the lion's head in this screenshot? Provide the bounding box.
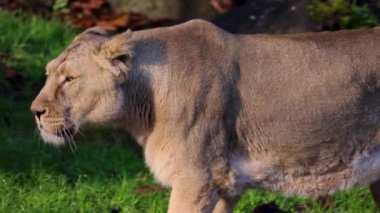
[30,27,133,145]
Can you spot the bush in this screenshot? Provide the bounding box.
[308,0,379,30]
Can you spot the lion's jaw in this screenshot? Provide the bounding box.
[40,128,66,145]
[32,105,79,146]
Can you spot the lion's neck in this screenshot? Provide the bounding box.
[121,70,154,146]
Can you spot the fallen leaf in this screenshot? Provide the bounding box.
[96,14,130,31]
[317,195,335,209]
[210,0,233,14]
[134,184,167,195]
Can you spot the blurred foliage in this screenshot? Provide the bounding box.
[0,10,76,97]
[53,0,69,10]
[0,11,75,78]
[308,0,379,30]
[51,0,176,30]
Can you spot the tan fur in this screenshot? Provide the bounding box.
[31,20,380,212]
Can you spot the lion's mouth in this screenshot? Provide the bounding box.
[40,128,65,145]
[38,123,77,146]
[55,126,76,138]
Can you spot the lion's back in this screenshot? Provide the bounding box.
[232,27,380,195]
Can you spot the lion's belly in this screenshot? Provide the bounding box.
[230,145,380,196]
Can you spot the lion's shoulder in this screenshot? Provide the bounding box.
[142,19,231,42]
[179,19,229,36]
[180,19,219,30]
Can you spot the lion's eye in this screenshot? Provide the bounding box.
[63,76,75,84]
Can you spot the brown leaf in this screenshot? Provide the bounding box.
[134,184,167,195]
[317,195,335,209]
[210,0,233,14]
[96,14,130,31]
[87,0,106,9]
[75,17,95,28]
[5,68,19,78]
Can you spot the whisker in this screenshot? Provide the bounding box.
[63,122,74,129]
[67,128,77,151]
[64,117,76,125]
[63,127,74,151]
[63,128,75,153]
[33,127,39,141]
[65,117,86,138]
[34,127,43,150]
[57,129,65,146]
[76,129,86,138]
[58,128,70,151]
[63,122,77,152]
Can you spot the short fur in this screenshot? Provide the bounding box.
[31,20,380,212]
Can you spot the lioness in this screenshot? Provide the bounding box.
[31,19,380,212]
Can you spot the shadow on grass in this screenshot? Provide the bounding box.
[0,96,169,212]
[0,96,147,183]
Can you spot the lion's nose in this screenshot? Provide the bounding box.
[31,105,47,120]
[34,109,46,120]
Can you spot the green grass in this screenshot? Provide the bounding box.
[0,10,378,212]
[0,10,76,80]
[0,99,170,212]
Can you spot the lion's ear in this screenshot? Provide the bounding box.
[99,29,133,76]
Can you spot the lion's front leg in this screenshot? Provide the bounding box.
[168,173,219,213]
[212,196,240,213]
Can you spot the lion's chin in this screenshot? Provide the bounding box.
[40,129,65,146]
